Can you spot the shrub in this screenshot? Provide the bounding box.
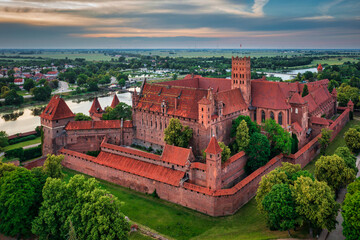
[5,147,24,160]
[22,146,42,162]
[8,135,37,145]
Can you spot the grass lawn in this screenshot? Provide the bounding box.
[304,119,360,174]
[63,168,308,240]
[129,232,154,240]
[3,137,41,152]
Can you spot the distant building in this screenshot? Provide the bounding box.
[14,78,24,85]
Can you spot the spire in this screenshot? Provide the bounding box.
[331,88,337,96]
[204,137,222,154]
[89,97,103,114]
[110,94,120,108]
[40,95,75,120]
[317,64,323,72]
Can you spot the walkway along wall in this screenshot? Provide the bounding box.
[60,108,350,217]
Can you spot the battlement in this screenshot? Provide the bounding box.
[232,56,251,63]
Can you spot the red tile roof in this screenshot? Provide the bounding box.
[95,151,184,186]
[65,120,132,130]
[222,151,246,168]
[291,122,303,133]
[46,71,58,75]
[348,99,354,106]
[190,162,206,171]
[198,97,211,105]
[40,95,75,120]
[217,88,247,115]
[161,144,191,166]
[110,94,120,108]
[251,80,291,110]
[101,142,161,161]
[317,64,323,71]
[289,92,305,105]
[14,78,24,83]
[310,116,330,126]
[331,88,337,96]
[89,97,103,114]
[205,137,222,154]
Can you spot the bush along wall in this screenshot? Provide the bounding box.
[5,145,42,162]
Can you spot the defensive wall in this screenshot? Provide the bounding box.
[59,108,350,216]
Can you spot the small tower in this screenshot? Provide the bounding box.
[40,95,75,155]
[110,94,120,109]
[317,64,323,73]
[132,88,139,108]
[205,137,222,190]
[89,97,103,121]
[198,96,212,129]
[231,56,251,105]
[347,99,354,112]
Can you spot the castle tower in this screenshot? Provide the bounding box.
[232,56,251,105]
[110,94,120,108]
[289,93,307,130]
[198,96,212,129]
[40,95,75,155]
[89,97,103,121]
[347,99,354,112]
[205,137,222,190]
[317,64,323,73]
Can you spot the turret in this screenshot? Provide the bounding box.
[89,97,103,121]
[232,56,251,105]
[205,137,222,190]
[40,95,75,155]
[111,94,120,108]
[198,96,212,129]
[317,64,323,73]
[347,99,354,112]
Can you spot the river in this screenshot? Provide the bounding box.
[260,67,318,81]
[0,92,133,135]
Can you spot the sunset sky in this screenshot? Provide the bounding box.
[0,0,359,48]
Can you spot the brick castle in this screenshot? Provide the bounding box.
[40,57,351,216]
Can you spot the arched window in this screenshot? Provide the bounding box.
[254,111,257,122]
[261,110,265,122]
[270,111,274,120]
[278,112,283,125]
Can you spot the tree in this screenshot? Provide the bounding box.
[0,162,17,178]
[328,80,339,93]
[0,168,46,237]
[118,78,126,87]
[334,147,358,173]
[0,130,9,151]
[43,154,65,179]
[342,188,360,240]
[23,78,35,92]
[172,74,178,80]
[32,175,130,240]
[236,120,250,152]
[164,118,193,148]
[337,83,359,107]
[77,73,88,86]
[87,81,99,92]
[218,142,231,163]
[262,184,300,235]
[231,115,259,137]
[102,102,132,120]
[264,119,291,156]
[33,86,52,101]
[291,133,298,154]
[345,128,360,153]
[5,89,24,106]
[75,113,92,121]
[315,154,356,192]
[302,84,309,97]
[245,133,271,173]
[68,220,77,240]
[291,176,339,235]
[318,128,333,155]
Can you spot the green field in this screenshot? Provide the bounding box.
[1,52,113,61]
[3,137,41,152]
[304,118,360,174]
[62,168,307,240]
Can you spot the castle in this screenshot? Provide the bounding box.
[41,57,347,216]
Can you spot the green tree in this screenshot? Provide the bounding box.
[231,115,259,137]
[1,85,10,98]
[0,162,17,178]
[5,89,24,106]
[245,133,271,173]
[118,78,126,87]
[342,188,360,240]
[218,142,231,163]
[68,220,77,240]
[0,130,9,151]
[345,128,360,153]
[75,113,92,121]
[264,119,291,156]
[262,184,300,236]
[337,83,359,107]
[318,128,333,155]
[315,154,356,192]
[334,147,358,173]
[43,154,65,179]
[87,81,99,92]
[172,74,178,80]
[33,86,52,101]
[164,118,193,148]
[102,102,132,120]
[328,80,339,93]
[236,120,250,152]
[291,176,339,235]
[0,168,46,237]
[32,175,130,240]
[77,73,88,86]
[302,84,309,97]
[23,78,35,92]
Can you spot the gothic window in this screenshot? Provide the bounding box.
[202,107,204,112]
[254,111,257,122]
[278,112,283,125]
[295,108,298,114]
[261,110,265,122]
[270,111,274,120]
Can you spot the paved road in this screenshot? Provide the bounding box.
[54,81,72,94]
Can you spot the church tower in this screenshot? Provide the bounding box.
[231,56,251,105]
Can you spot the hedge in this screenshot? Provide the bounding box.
[8,134,37,145]
[4,145,42,162]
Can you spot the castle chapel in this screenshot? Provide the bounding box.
[40,57,342,216]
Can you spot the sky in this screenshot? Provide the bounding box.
[0,0,359,49]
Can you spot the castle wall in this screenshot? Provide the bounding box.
[221,151,247,188]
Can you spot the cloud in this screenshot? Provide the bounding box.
[252,0,269,16]
[295,15,335,21]
[319,0,345,15]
